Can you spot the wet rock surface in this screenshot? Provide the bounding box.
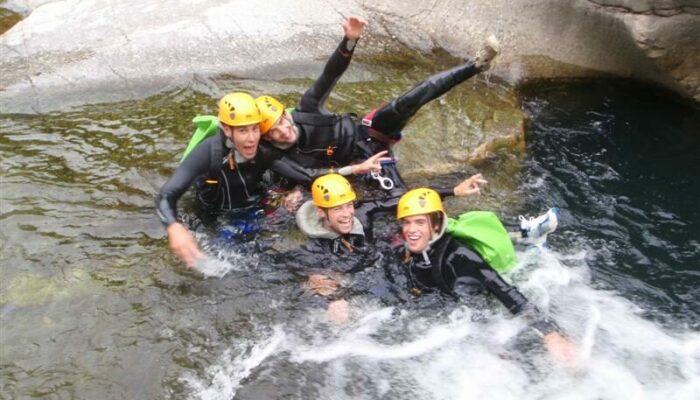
[1,0,698,114]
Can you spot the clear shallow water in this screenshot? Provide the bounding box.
[1,78,699,399]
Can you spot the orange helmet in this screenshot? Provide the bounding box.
[255,95,285,134]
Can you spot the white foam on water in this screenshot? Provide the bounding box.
[184,244,699,399]
[181,326,286,400]
[192,234,259,279]
[291,306,474,362]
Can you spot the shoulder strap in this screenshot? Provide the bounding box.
[209,133,224,178]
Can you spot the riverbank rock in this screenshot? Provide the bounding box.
[368,0,700,103]
[1,0,697,114]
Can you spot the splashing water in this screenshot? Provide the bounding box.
[182,326,286,400]
[181,245,699,399]
[191,233,261,279]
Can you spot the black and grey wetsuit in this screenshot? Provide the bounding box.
[155,130,278,227]
[265,36,483,191]
[395,232,558,336]
[295,200,367,256]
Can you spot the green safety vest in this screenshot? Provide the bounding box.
[446,211,517,273]
[181,115,220,162]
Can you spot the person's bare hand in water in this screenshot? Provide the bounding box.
[167,223,203,268]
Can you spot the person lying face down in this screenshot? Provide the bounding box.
[395,188,577,362]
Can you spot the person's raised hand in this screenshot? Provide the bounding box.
[343,16,368,40]
[166,222,203,268]
[453,173,488,197]
[352,150,392,175]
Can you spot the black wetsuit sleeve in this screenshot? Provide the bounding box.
[435,187,454,199]
[270,156,338,188]
[353,197,401,240]
[155,137,215,227]
[297,36,356,114]
[444,244,560,336]
[444,245,531,314]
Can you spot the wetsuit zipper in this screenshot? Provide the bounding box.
[235,164,251,201]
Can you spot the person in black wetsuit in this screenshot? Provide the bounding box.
[255,16,498,195]
[392,188,577,361]
[296,173,487,255]
[155,92,295,268]
[293,173,486,323]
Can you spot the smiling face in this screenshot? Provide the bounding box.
[265,112,298,145]
[319,201,356,235]
[401,214,436,253]
[223,123,260,160]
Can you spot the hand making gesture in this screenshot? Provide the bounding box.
[453,173,488,197]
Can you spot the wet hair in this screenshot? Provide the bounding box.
[430,211,443,233]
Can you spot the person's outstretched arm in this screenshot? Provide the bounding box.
[155,138,215,267]
[271,150,391,213]
[432,173,488,199]
[297,16,367,114]
[271,149,390,186]
[449,247,577,363]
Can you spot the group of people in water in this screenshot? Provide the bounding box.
[156,16,577,362]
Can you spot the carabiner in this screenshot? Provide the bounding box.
[370,170,395,190]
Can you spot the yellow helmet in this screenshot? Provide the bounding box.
[312,174,357,208]
[218,92,262,126]
[396,188,444,219]
[255,95,285,134]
